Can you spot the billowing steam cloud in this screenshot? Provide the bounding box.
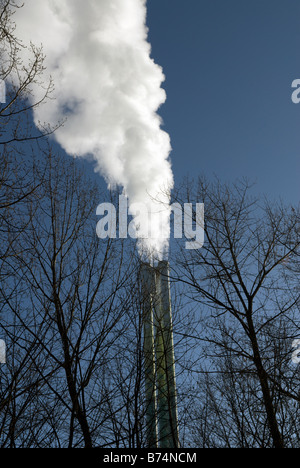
[13,0,174,260]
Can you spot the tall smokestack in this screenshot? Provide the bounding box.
[141,261,179,448]
[140,263,158,448]
[155,261,179,448]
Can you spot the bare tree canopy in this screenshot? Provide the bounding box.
[0,0,59,145]
[172,176,299,448]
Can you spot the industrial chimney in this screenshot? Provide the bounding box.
[155,261,179,448]
[141,261,179,449]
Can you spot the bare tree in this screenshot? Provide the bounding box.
[172,176,299,448]
[0,150,141,447]
[0,0,60,273]
[0,0,58,145]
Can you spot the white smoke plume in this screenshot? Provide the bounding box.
[13,0,174,261]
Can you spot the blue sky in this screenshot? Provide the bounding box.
[146,0,300,204]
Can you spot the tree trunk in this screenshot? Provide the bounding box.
[246,309,284,448]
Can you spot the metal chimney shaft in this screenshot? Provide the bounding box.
[140,263,158,448]
[155,261,179,448]
[141,261,179,449]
